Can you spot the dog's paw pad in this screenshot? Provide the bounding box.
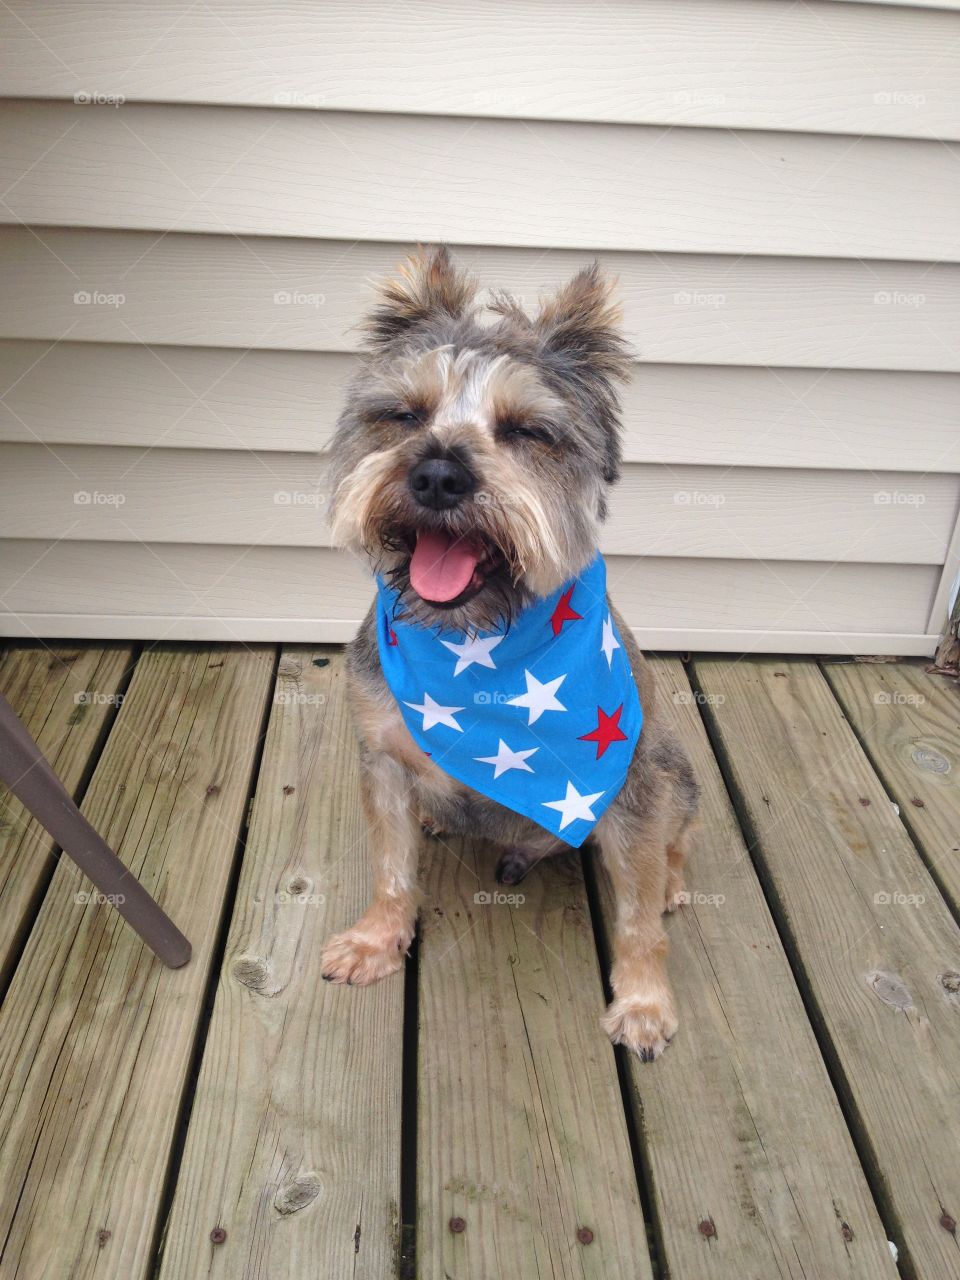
[321,929,407,986]
[601,997,678,1063]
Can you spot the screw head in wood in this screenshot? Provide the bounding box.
[210,1227,227,1244]
[940,1212,956,1234]
[449,1216,466,1234]
[698,1219,716,1238]
[576,1227,594,1245]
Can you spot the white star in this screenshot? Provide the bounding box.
[440,631,504,676]
[474,739,538,779]
[542,781,604,831]
[507,669,567,725]
[601,614,620,668]
[404,691,465,732]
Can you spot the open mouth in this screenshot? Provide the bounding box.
[406,528,502,608]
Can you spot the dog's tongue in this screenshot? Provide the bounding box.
[410,530,480,603]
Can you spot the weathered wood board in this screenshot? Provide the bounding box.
[592,657,899,1279]
[416,834,652,1279]
[0,641,134,985]
[824,659,960,915]
[158,647,404,1279]
[694,657,960,1279]
[0,644,272,1280]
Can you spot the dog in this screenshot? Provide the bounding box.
[320,247,698,1061]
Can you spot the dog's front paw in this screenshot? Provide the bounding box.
[602,994,678,1062]
[321,927,408,986]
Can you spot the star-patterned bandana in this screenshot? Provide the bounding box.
[375,552,642,846]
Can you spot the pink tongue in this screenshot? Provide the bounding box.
[409,530,480,602]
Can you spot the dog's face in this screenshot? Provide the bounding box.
[329,248,630,632]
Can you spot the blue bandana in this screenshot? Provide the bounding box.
[375,552,642,847]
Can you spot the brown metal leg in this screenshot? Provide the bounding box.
[0,692,191,968]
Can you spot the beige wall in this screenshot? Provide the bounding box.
[0,0,958,653]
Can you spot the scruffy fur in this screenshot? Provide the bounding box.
[321,247,698,1061]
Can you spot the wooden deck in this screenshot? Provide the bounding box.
[0,641,958,1280]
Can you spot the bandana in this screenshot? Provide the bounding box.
[375,552,642,847]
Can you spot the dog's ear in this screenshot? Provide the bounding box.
[535,263,632,384]
[535,264,631,484]
[363,246,477,348]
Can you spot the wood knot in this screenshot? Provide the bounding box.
[287,876,310,896]
[840,1222,854,1243]
[275,1173,322,1215]
[232,955,270,989]
[282,784,295,796]
[911,745,950,774]
[205,784,221,797]
[865,970,914,1012]
[939,971,960,995]
[96,1228,111,1248]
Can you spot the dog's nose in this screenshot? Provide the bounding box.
[408,457,476,510]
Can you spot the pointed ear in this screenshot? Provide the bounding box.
[535,263,632,384]
[536,264,631,484]
[362,245,477,348]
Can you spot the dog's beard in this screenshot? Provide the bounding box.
[331,450,599,633]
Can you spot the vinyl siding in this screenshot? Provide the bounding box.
[0,0,957,654]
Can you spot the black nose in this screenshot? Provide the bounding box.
[408,457,476,510]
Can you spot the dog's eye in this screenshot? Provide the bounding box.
[382,409,421,426]
[500,422,551,444]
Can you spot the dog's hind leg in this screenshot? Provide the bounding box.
[321,750,420,986]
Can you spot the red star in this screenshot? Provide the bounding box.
[578,704,628,759]
[388,627,398,646]
[549,585,583,637]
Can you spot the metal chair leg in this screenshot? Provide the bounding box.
[0,692,191,968]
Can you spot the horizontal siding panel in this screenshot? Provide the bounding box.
[2,101,957,261]
[2,230,956,373]
[1,1,957,140]
[2,341,959,473]
[1,443,955,565]
[0,541,939,646]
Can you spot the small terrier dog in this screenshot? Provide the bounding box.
[321,247,698,1061]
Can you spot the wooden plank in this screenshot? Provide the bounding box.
[1,0,958,139]
[2,100,958,262]
[693,656,960,1279]
[417,835,651,1278]
[591,658,897,1278]
[0,542,940,644]
[158,646,402,1278]
[3,342,960,474]
[0,641,133,985]
[824,660,960,916]
[0,644,273,1280]
[2,442,956,565]
[2,228,958,373]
